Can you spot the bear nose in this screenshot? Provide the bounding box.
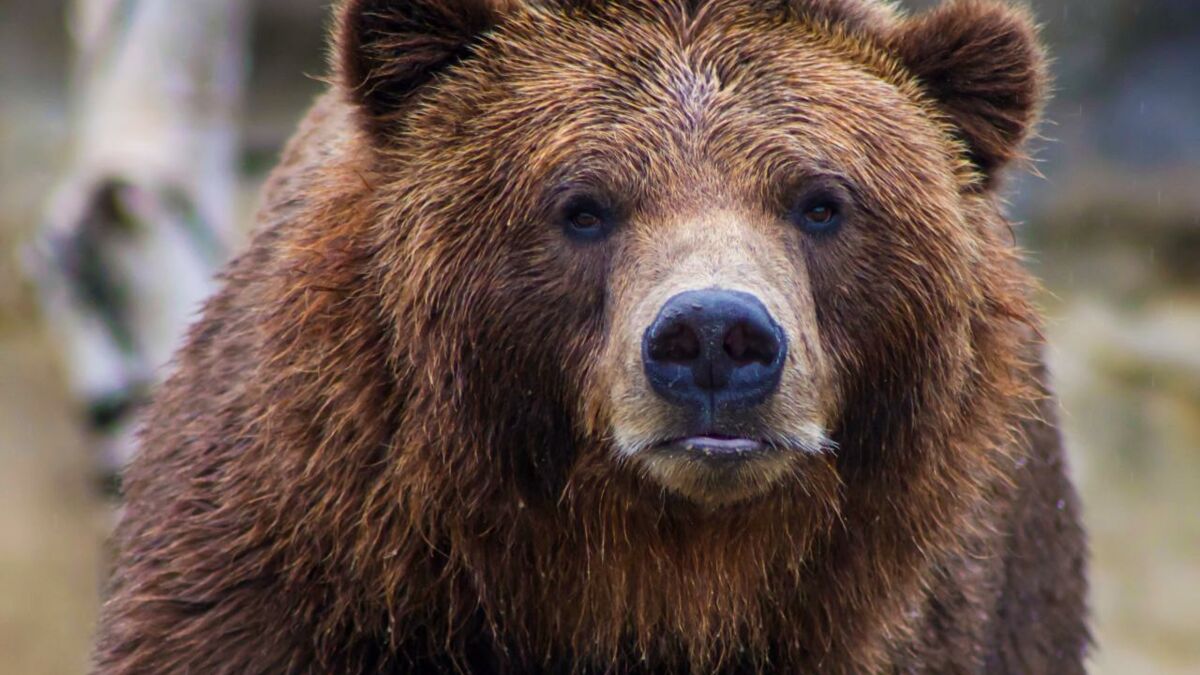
[642,289,787,414]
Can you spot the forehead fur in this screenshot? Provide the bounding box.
[391,0,973,217]
[439,0,916,105]
[530,0,902,30]
[342,0,1044,189]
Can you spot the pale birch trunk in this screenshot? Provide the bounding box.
[29,0,251,477]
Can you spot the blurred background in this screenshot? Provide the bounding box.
[0,0,1196,672]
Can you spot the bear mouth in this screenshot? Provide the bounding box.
[651,435,771,466]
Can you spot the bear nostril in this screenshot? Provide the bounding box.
[649,321,701,363]
[724,320,779,366]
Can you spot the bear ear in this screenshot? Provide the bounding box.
[335,0,514,138]
[889,0,1048,186]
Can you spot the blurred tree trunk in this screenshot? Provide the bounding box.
[30,0,251,479]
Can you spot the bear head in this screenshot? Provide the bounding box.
[334,0,1045,506]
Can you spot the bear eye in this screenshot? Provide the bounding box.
[560,195,614,242]
[571,211,602,231]
[791,192,844,235]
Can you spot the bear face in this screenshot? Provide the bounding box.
[341,0,1042,507]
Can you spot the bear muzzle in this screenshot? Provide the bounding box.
[641,288,789,466]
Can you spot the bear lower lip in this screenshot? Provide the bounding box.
[656,436,768,462]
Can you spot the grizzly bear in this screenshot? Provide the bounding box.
[93,0,1089,672]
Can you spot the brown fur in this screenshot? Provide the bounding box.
[94,1,1088,672]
